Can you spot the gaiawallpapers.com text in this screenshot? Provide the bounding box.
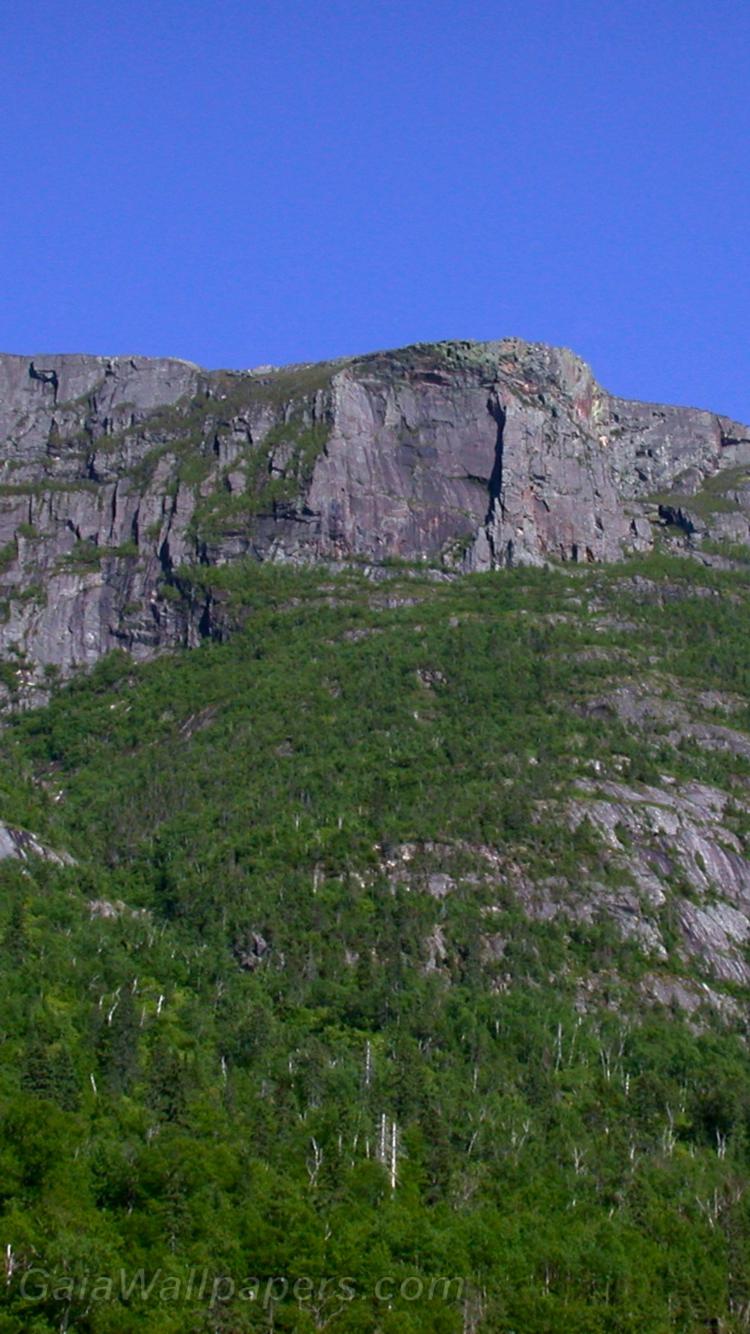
[17,1267,465,1310]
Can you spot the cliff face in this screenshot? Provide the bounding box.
[1,338,749,700]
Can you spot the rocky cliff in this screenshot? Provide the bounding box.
[1,338,749,702]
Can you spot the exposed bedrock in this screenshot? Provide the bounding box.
[0,338,749,691]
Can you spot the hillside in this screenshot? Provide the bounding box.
[2,344,750,1331]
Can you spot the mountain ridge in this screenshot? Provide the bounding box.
[1,336,750,711]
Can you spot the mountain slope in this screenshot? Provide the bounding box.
[2,554,750,1330]
[4,341,750,1329]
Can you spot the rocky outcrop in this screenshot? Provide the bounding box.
[373,770,750,1000]
[0,821,73,866]
[373,768,750,997]
[1,338,749,696]
[566,779,750,986]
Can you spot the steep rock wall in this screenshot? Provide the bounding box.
[1,338,748,699]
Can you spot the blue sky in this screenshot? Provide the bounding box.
[1,0,748,418]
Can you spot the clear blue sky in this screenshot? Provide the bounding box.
[1,0,749,418]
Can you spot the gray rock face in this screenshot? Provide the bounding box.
[1,338,749,695]
[567,779,750,985]
[0,821,73,866]
[0,353,199,462]
[0,353,204,702]
[580,682,750,762]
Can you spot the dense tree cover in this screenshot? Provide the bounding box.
[0,555,750,1330]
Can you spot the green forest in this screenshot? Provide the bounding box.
[1,553,750,1331]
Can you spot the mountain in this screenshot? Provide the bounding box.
[2,341,750,1331]
[1,339,749,707]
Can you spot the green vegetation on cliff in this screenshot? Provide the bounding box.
[1,555,750,1331]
